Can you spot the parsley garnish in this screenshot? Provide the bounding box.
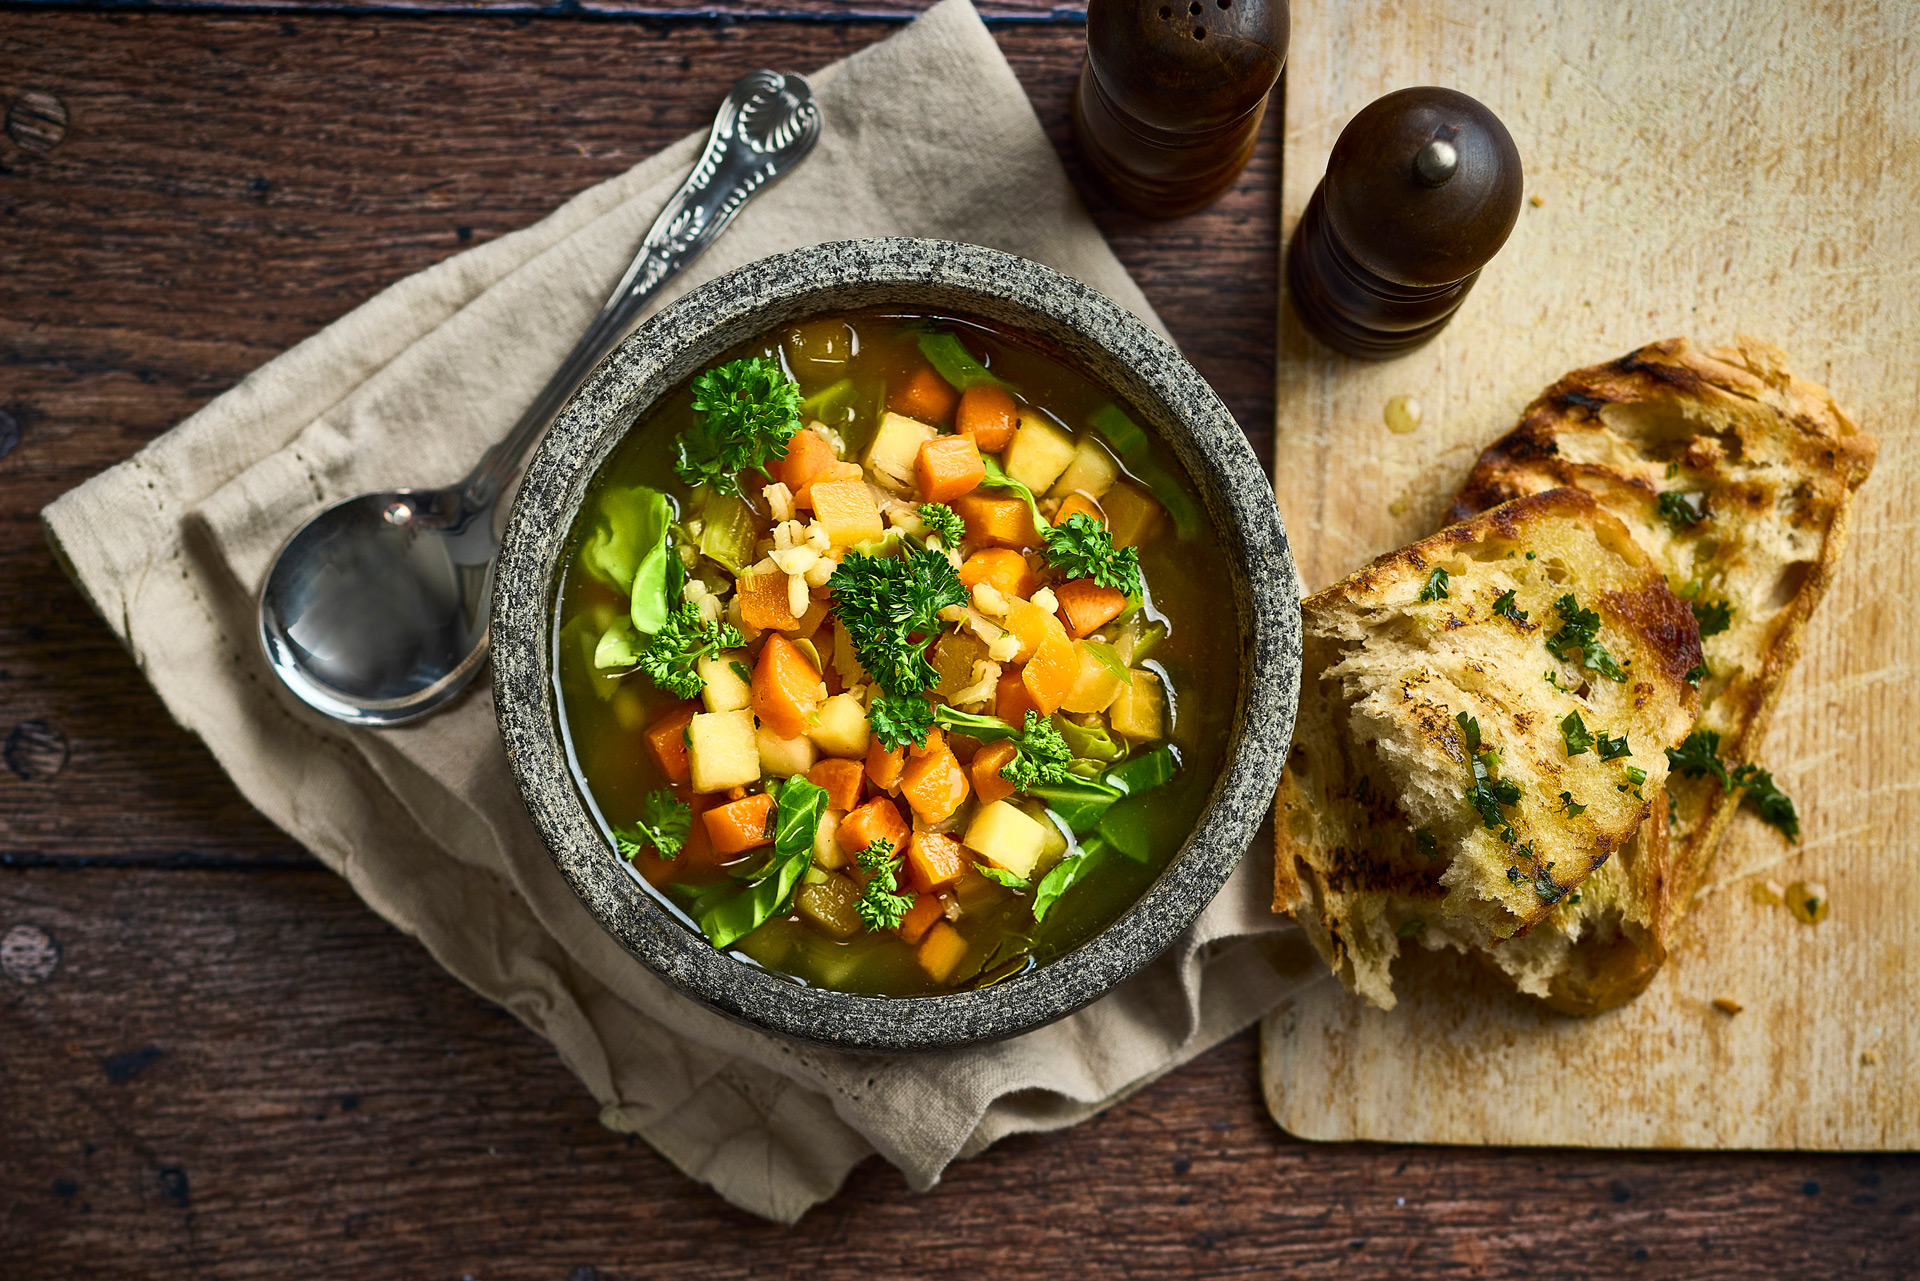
[1415,829,1440,861]
[854,839,914,931]
[1532,861,1562,904]
[1657,489,1710,530]
[1685,661,1710,687]
[1597,731,1632,762]
[1692,598,1733,636]
[1396,919,1426,938]
[1546,593,1629,683]
[869,693,936,752]
[1624,765,1647,785]
[1419,568,1451,602]
[932,706,1073,791]
[1731,763,1800,842]
[1666,729,1731,790]
[1560,710,1595,757]
[831,543,968,697]
[1460,712,1522,843]
[612,788,693,861]
[919,502,966,549]
[1557,791,1587,816]
[1493,589,1528,622]
[638,601,746,699]
[1042,512,1141,595]
[674,356,802,496]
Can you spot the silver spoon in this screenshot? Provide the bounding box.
[259,70,822,726]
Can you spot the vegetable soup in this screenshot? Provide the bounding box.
[553,310,1240,996]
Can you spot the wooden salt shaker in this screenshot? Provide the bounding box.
[1072,0,1290,219]
[1286,86,1523,358]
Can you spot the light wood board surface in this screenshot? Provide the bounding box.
[1261,0,1918,1149]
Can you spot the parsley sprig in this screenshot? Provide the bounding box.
[638,601,746,699]
[1665,729,1800,841]
[930,706,1072,790]
[918,502,966,550]
[1657,489,1710,531]
[1546,593,1629,683]
[1493,589,1528,622]
[869,693,936,753]
[1691,598,1733,637]
[613,788,693,861]
[1044,512,1141,596]
[831,543,968,698]
[674,356,803,496]
[854,839,914,931]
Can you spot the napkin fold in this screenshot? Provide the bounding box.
[43,0,1317,1222]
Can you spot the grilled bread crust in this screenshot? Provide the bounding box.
[1447,338,1876,1011]
[1274,488,1702,1010]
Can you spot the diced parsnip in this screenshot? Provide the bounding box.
[933,633,989,700]
[963,800,1049,880]
[1108,668,1166,742]
[916,920,969,983]
[1003,411,1077,494]
[796,873,865,940]
[1060,640,1130,714]
[687,709,761,793]
[812,809,848,870]
[1100,481,1163,549]
[809,477,886,548]
[756,724,818,777]
[1046,437,1120,500]
[864,411,937,492]
[697,650,753,713]
[808,692,871,758]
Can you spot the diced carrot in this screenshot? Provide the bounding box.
[996,665,1039,725]
[1053,491,1106,528]
[1054,578,1129,639]
[680,791,721,865]
[903,830,967,893]
[703,791,776,856]
[970,740,1019,805]
[952,492,1040,549]
[866,737,906,791]
[896,893,945,945]
[1003,595,1069,663]
[888,365,958,425]
[956,384,1019,453]
[751,632,823,740]
[770,427,838,496]
[958,548,1037,600]
[1022,631,1078,717]
[796,459,863,510]
[908,726,945,759]
[900,740,970,824]
[916,920,969,983]
[838,796,909,855]
[644,700,701,786]
[915,435,986,504]
[807,757,865,812]
[738,569,801,632]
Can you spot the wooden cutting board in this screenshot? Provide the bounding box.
[1261,0,1918,1148]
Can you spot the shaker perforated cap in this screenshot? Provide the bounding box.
[1084,0,1290,134]
[1322,86,1523,288]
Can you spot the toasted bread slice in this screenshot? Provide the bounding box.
[1448,338,1876,996]
[1274,489,1703,1009]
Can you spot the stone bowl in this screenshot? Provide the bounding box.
[493,238,1300,1053]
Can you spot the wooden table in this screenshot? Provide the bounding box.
[2,4,1914,1275]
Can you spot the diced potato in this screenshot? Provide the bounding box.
[1108,668,1166,742]
[796,873,865,940]
[808,692,871,758]
[813,809,847,870]
[810,477,885,548]
[698,649,753,713]
[1003,411,1077,494]
[756,724,818,777]
[832,623,870,687]
[963,799,1049,880]
[1060,640,1130,714]
[1101,481,1163,549]
[864,411,937,492]
[1047,436,1120,501]
[1033,806,1069,872]
[687,709,760,793]
[933,633,989,700]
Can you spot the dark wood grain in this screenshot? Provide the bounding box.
[17,0,1084,18]
[3,868,1915,1279]
[1,10,1901,1276]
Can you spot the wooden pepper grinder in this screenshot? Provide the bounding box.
[1286,86,1523,358]
[1073,0,1290,219]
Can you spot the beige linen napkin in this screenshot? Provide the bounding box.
[43,0,1318,1222]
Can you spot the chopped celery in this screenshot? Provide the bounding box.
[695,486,756,573]
[848,529,907,559]
[1054,714,1128,765]
[918,332,1016,393]
[799,377,856,426]
[1117,617,1169,667]
[1087,404,1201,540]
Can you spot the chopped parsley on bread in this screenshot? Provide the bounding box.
[1274,488,1703,1010]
